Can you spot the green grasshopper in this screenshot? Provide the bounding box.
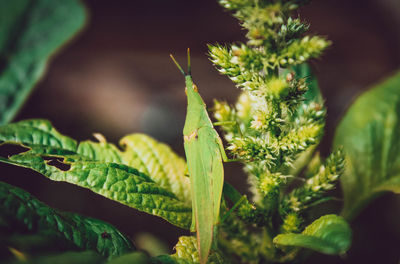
[170,49,231,264]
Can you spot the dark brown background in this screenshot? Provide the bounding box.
[1,0,400,263]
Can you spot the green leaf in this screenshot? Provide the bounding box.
[119,134,191,206]
[0,119,192,229]
[0,181,134,260]
[3,233,78,258]
[273,214,352,255]
[134,233,169,257]
[0,119,77,151]
[8,251,105,264]
[334,71,400,220]
[150,236,198,264]
[107,252,149,264]
[171,236,199,263]
[152,236,225,264]
[154,236,223,264]
[78,134,191,206]
[0,0,86,124]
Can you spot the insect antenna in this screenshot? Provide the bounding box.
[170,48,192,77]
[170,54,186,76]
[187,48,191,76]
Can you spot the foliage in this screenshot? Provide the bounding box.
[334,71,400,220]
[273,214,351,255]
[0,0,86,124]
[0,119,191,229]
[3,0,400,263]
[0,181,134,262]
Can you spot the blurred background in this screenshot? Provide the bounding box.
[1,0,400,263]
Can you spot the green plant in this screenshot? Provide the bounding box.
[0,0,399,263]
[0,0,86,125]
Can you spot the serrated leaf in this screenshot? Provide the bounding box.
[151,236,197,264]
[0,119,191,229]
[152,236,224,264]
[119,134,191,206]
[171,236,199,263]
[334,71,400,220]
[0,119,77,151]
[273,214,352,255]
[0,0,86,124]
[78,134,191,205]
[0,181,134,259]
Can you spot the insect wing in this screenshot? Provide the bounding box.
[184,130,214,264]
[198,127,224,225]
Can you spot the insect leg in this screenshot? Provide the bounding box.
[215,136,240,163]
[220,195,247,223]
[213,120,243,137]
[213,121,236,126]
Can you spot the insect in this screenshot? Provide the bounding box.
[170,49,231,264]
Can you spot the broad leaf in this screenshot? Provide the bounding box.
[151,255,181,264]
[119,134,191,206]
[7,251,105,264]
[0,0,86,124]
[334,71,400,220]
[78,134,191,205]
[0,119,77,151]
[107,252,149,264]
[273,214,351,255]
[4,233,78,259]
[0,119,191,229]
[0,181,134,260]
